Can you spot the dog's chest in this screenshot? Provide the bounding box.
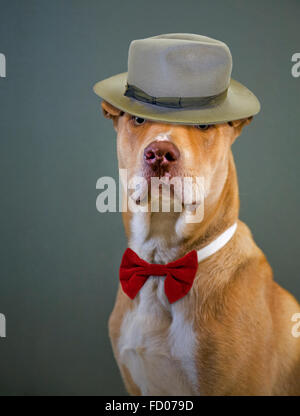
[117,277,199,396]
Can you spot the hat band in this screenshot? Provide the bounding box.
[124,83,228,109]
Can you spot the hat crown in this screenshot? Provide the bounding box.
[127,33,232,98]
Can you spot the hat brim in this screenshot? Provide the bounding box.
[93,72,260,125]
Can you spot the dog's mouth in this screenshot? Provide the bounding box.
[142,164,174,182]
[128,170,205,210]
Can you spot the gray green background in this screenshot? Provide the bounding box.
[0,0,299,396]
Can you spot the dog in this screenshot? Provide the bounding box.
[94,33,300,395]
[100,100,300,396]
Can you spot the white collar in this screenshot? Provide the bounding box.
[197,222,237,263]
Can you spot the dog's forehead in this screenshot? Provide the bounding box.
[143,123,192,139]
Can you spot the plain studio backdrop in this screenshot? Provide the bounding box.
[0,0,299,395]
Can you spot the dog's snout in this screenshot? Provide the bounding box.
[144,141,180,169]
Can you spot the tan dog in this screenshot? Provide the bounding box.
[101,100,300,396]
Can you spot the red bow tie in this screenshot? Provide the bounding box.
[119,248,198,304]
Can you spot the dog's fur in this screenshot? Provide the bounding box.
[101,100,300,395]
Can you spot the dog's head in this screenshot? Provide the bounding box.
[101,101,252,214]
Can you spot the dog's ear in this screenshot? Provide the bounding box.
[101,101,124,130]
[228,116,253,143]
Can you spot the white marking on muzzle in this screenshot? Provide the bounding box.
[153,131,172,142]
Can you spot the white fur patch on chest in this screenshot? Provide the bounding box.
[118,211,199,395]
[117,278,199,396]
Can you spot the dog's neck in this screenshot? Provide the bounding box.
[124,151,239,264]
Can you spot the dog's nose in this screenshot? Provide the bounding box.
[144,141,180,170]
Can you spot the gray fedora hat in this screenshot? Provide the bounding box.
[93,33,260,124]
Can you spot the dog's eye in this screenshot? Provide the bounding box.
[133,116,146,125]
[196,124,210,130]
